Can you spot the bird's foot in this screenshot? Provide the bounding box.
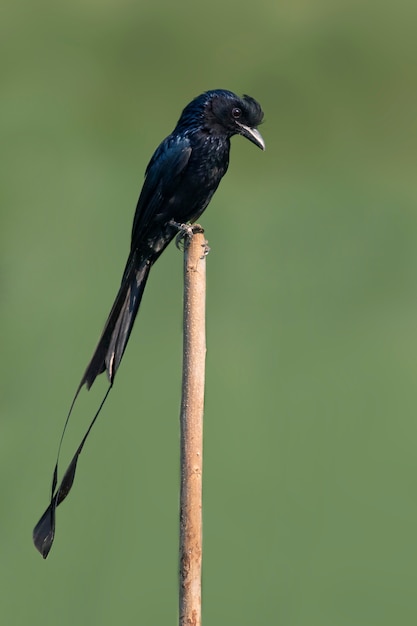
[170,220,205,249]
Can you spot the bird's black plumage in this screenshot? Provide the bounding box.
[83,90,264,388]
[33,89,264,557]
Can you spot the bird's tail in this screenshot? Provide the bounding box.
[80,250,152,390]
[33,250,153,558]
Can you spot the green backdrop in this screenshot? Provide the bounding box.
[2,0,417,624]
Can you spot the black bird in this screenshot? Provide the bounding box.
[33,89,264,558]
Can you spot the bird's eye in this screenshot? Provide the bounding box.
[232,107,242,119]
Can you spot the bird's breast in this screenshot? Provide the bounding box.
[190,134,230,185]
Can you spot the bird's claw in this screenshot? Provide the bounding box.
[169,220,205,250]
[202,242,211,257]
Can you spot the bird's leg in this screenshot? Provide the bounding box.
[170,219,194,238]
[169,220,205,250]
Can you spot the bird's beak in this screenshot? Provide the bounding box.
[237,123,265,151]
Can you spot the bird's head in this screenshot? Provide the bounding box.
[178,90,265,150]
[207,90,265,150]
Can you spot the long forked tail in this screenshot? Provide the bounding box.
[33,250,153,558]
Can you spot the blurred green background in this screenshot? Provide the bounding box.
[2,0,417,624]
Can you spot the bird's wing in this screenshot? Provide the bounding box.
[131,134,192,249]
